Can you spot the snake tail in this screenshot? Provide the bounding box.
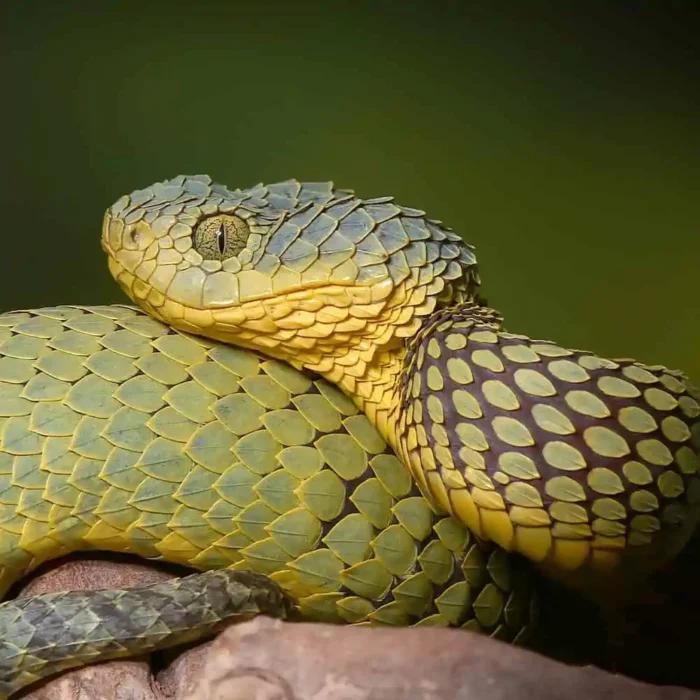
[0,569,291,696]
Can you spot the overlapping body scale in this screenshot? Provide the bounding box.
[0,305,536,693]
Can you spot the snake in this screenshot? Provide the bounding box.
[0,175,697,696]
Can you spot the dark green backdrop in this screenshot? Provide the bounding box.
[2,2,698,381]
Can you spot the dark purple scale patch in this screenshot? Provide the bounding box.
[399,305,700,544]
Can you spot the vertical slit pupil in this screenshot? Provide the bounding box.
[216,223,226,255]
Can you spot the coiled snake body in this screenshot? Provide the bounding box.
[0,175,697,695]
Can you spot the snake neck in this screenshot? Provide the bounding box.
[304,301,501,457]
[182,279,479,451]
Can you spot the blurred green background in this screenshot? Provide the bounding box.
[2,2,698,380]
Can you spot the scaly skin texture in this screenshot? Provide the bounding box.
[0,305,536,696]
[0,570,291,697]
[104,175,700,599]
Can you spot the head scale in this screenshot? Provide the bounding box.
[102,175,480,369]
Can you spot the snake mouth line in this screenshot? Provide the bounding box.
[108,253,380,311]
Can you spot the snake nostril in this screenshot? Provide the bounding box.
[123,226,144,250]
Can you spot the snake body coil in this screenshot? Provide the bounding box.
[0,174,697,695]
[105,176,700,596]
[0,305,535,696]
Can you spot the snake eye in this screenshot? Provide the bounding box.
[193,214,249,261]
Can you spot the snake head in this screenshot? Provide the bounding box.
[102,175,480,369]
